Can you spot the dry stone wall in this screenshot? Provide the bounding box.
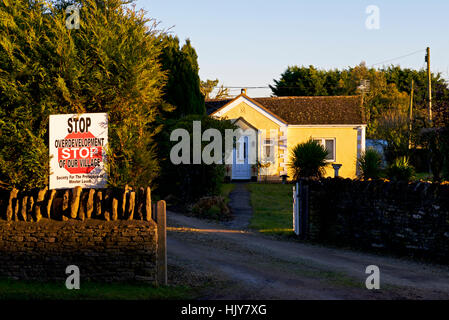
[307,178,449,263]
[0,219,157,283]
[0,186,163,284]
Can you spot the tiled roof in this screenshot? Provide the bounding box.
[206,95,366,125]
[205,98,233,115]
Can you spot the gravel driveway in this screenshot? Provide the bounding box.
[167,211,449,300]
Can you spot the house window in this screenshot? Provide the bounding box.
[235,139,245,161]
[313,138,336,162]
[263,139,275,163]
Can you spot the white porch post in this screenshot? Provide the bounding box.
[360,125,366,155]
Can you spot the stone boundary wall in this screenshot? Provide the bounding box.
[307,178,449,263]
[0,219,157,283]
[0,186,167,284]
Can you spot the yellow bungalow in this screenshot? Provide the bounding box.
[206,90,367,181]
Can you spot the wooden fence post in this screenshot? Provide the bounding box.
[62,190,70,220]
[156,200,167,286]
[95,191,103,220]
[6,188,19,221]
[27,195,34,222]
[127,191,135,220]
[35,187,48,222]
[120,185,130,220]
[144,187,151,221]
[20,195,28,221]
[86,189,95,219]
[46,189,56,219]
[70,186,82,219]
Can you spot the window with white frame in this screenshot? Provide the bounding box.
[313,138,336,162]
[262,138,275,163]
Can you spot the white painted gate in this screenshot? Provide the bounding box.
[293,181,309,237]
[293,182,299,235]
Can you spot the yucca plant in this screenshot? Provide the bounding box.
[357,148,383,179]
[387,157,415,182]
[289,139,329,180]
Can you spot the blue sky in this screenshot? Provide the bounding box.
[135,0,449,97]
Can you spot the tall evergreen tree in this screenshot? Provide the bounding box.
[159,36,205,117]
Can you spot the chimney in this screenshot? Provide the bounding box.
[241,88,247,95]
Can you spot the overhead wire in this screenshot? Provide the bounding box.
[369,49,426,67]
[211,48,431,90]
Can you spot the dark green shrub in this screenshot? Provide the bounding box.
[289,139,328,180]
[418,127,449,182]
[155,114,236,204]
[387,157,415,182]
[0,0,167,190]
[357,148,383,179]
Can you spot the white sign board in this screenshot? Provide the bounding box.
[49,113,108,190]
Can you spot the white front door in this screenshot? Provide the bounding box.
[232,136,251,180]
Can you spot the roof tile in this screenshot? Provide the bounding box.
[206,95,366,125]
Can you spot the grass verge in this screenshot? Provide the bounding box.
[0,278,195,300]
[247,183,294,236]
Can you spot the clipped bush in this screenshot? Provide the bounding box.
[156,114,237,204]
[191,196,232,221]
[387,157,415,182]
[358,148,383,179]
[289,139,328,180]
[0,0,167,190]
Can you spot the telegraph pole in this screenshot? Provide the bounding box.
[426,47,433,125]
[408,79,414,149]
